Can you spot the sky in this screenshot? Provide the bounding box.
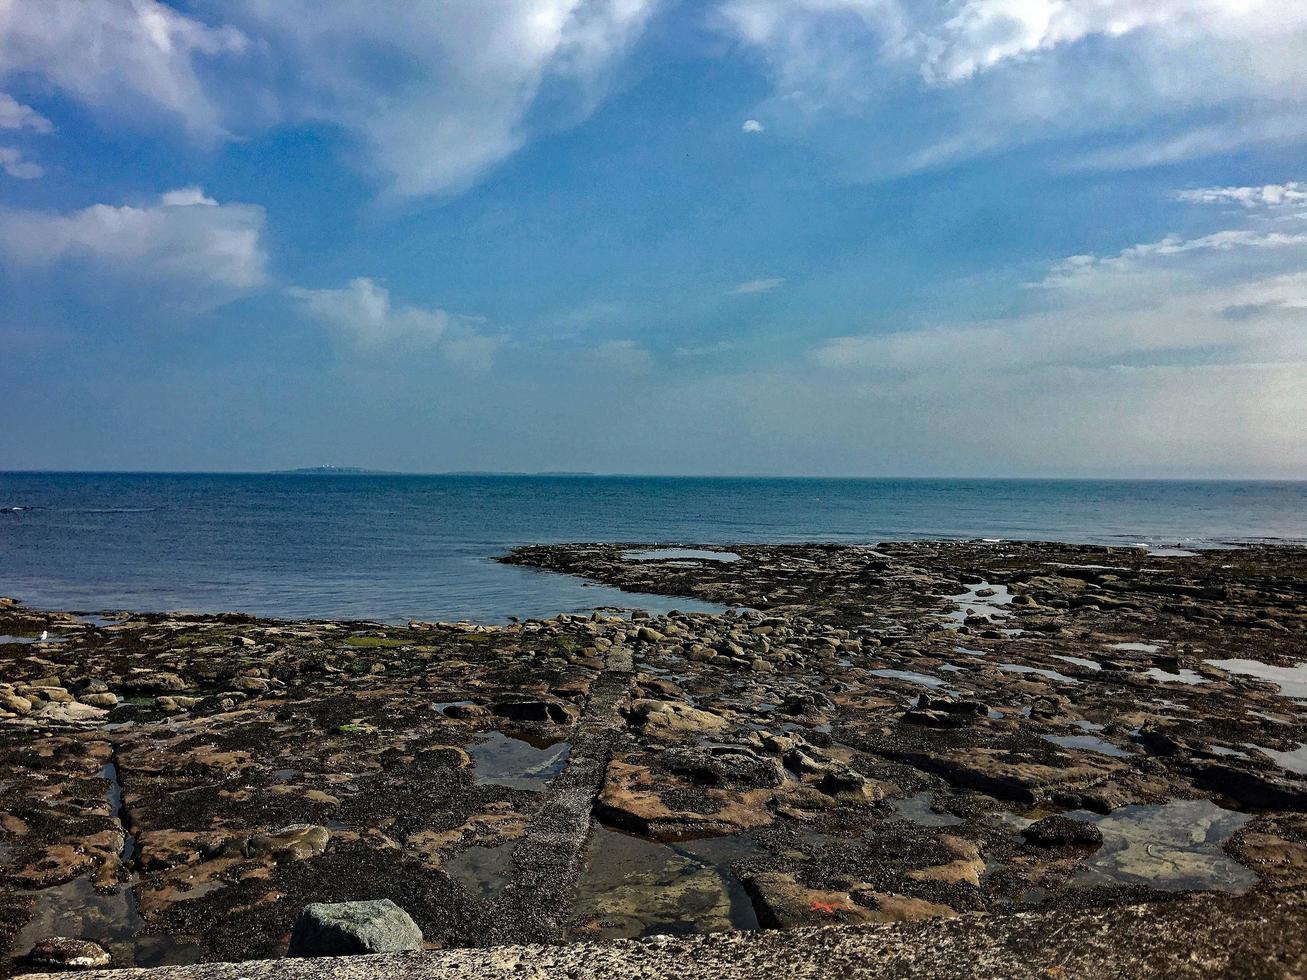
[0,0,1304,478]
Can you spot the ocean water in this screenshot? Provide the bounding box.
[1,473,1304,623]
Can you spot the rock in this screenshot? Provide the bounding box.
[443,702,489,719]
[243,824,330,861]
[628,699,728,737]
[121,672,189,693]
[78,692,120,708]
[26,937,112,969]
[1023,814,1104,849]
[907,836,985,887]
[744,873,956,929]
[32,701,108,724]
[287,899,423,957]
[0,692,32,714]
[1191,763,1307,810]
[157,695,201,713]
[662,746,784,789]
[231,675,271,693]
[597,760,774,839]
[815,765,884,802]
[903,693,988,729]
[899,748,1111,803]
[26,686,74,703]
[636,626,665,643]
[743,873,880,929]
[490,697,579,724]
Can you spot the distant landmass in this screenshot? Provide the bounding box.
[443,470,598,477]
[273,466,397,476]
[272,467,597,477]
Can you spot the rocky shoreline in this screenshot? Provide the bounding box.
[2,540,1306,975]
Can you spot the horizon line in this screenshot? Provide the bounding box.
[2,469,1306,483]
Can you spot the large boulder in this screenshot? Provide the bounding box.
[288,899,423,957]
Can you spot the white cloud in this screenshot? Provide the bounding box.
[235,0,661,198]
[0,1,661,198]
[719,0,1307,173]
[799,186,1307,475]
[0,92,51,133]
[589,338,653,372]
[1177,182,1307,210]
[732,276,785,294]
[0,187,268,307]
[289,277,500,366]
[922,0,1190,84]
[0,0,248,136]
[1038,230,1307,289]
[742,118,765,133]
[0,146,40,179]
[160,186,219,207]
[811,193,1307,383]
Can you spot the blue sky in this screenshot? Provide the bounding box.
[0,0,1304,477]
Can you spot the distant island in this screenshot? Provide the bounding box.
[272,466,397,476]
[271,467,597,477]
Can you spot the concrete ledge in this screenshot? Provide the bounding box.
[25,888,1307,980]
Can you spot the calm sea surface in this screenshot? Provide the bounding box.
[1,473,1304,623]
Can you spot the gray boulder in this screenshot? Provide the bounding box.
[288,899,423,957]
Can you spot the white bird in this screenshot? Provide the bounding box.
[40,630,48,641]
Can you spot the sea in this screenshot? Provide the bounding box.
[1,473,1304,624]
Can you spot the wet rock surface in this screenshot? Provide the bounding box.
[2,539,1306,973]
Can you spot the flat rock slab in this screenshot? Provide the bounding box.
[26,889,1307,980]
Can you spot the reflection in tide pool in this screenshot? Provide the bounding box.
[892,792,964,827]
[622,548,741,563]
[1207,659,1307,700]
[1071,800,1254,893]
[1041,733,1132,759]
[869,668,949,688]
[445,840,520,902]
[468,733,570,791]
[570,828,758,940]
[1256,743,1307,775]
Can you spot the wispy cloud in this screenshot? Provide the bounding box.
[732,277,785,294]
[0,146,41,179]
[741,118,765,133]
[0,93,52,133]
[811,185,1307,383]
[588,338,653,373]
[289,277,501,367]
[0,0,663,199]
[718,0,1307,174]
